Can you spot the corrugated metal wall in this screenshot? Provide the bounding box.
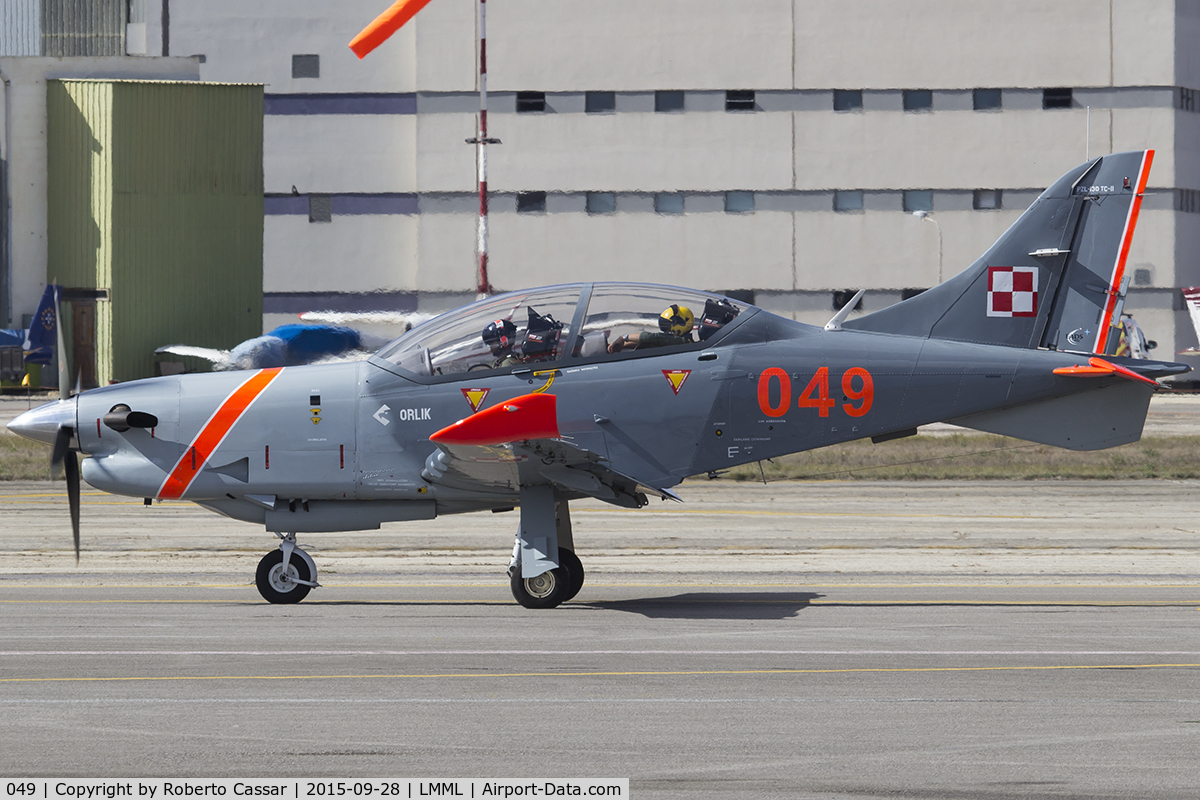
[47,80,115,382]
[46,81,113,288]
[0,0,41,56]
[109,81,264,382]
[42,0,124,57]
[47,79,264,384]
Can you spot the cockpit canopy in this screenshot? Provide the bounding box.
[373,283,751,380]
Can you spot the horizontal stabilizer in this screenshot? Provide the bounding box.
[430,393,561,446]
[1052,357,1161,387]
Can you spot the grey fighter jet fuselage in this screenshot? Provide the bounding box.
[8,150,1189,607]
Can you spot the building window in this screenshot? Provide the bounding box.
[903,190,933,213]
[903,90,932,111]
[724,191,754,213]
[832,290,863,312]
[833,190,863,212]
[900,288,927,300]
[517,92,546,113]
[585,91,615,113]
[586,192,616,214]
[833,90,862,111]
[517,191,546,213]
[1181,88,1198,113]
[1133,268,1153,286]
[725,90,755,112]
[654,193,684,214]
[1043,88,1073,109]
[973,189,1002,210]
[1178,189,1200,213]
[973,89,1002,110]
[308,194,331,223]
[655,90,685,112]
[292,54,319,79]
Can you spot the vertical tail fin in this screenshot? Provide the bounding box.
[846,150,1154,353]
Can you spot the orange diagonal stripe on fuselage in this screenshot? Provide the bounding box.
[158,368,283,500]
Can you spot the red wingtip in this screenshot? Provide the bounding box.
[429,393,560,446]
[349,0,435,59]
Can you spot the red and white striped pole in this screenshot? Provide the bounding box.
[349,0,497,298]
[474,0,495,298]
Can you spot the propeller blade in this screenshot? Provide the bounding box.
[50,425,72,477]
[65,451,80,563]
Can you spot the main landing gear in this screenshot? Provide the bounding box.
[508,487,585,609]
[510,546,585,608]
[256,532,320,604]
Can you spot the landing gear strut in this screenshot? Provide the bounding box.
[509,489,585,608]
[255,532,319,604]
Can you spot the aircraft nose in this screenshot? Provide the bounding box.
[7,398,78,446]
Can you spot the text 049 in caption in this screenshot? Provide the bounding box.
[3,782,628,800]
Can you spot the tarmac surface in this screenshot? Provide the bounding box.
[1,478,1200,797]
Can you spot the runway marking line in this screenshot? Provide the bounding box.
[4,649,1200,657]
[1,582,1200,590]
[0,596,1198,607]
[1,663,1198,684]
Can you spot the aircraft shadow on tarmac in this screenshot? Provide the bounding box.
[584,592,823,620]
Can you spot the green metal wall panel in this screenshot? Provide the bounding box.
[46,80,112,292]
[47,79,264,384]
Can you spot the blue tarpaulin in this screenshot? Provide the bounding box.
[268,324,363,363]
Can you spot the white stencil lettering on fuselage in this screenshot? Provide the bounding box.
[395,407,432,422]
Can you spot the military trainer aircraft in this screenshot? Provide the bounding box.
[7,150,1189,607]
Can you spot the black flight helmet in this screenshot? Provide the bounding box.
[482,318,517,356]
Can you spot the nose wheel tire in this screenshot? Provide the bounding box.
[256,549,312,604]
[511,565,572,609]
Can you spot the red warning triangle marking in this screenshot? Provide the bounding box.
[662,369,691,395]
[462,387,490,412]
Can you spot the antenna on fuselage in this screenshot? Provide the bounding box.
[824,289,865,332]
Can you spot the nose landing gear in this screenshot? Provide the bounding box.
[255,532,320,604]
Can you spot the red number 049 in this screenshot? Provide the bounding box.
[757,367,874,418]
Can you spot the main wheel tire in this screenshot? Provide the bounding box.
[559,548,585,601]
[510,565,572,609]
[255,549,312,604]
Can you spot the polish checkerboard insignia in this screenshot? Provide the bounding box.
[987,266,1038,318]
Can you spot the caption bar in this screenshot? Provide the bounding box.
[2,782,627,800]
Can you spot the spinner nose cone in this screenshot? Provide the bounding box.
[7,398,77,445]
